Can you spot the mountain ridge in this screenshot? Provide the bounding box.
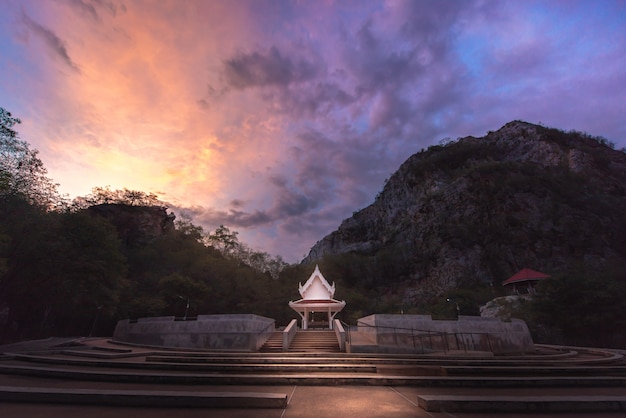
[302,121,626,304]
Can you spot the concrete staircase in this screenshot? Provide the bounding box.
[259,331,283,353]
[259,330,341,352]
[288,331,340,352]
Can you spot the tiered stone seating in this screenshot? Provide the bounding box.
[1,338,625,413]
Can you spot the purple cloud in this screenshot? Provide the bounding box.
[223,46,322,89]
[21,10,80,72]
[2,0,625,262]
[60,0,121,21]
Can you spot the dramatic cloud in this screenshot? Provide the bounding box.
[62,0,121,21]
[1,0,625,261]
[224,46,322,89]
[20,9,80,72]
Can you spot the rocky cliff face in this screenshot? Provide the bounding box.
[86,204,176,246]
[303,121,626,302]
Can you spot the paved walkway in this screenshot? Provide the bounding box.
[0,381,619,418]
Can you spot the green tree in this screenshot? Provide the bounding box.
[0,201,128,340]
[158,272,210,318]
[0,195,51,340]
[72,186,162,209]
[205,225,241,255]
[174,212,205,242]
[532,264,626,348]
[51,212,128,334]
[0,107,59,208]
[202,225,286,278]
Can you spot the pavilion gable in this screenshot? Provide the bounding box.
[289,265,345,330]
[298,264,336,300]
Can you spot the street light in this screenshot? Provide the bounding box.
[178,296,190,320]
[89,306,103,337]
[446,298,460,318]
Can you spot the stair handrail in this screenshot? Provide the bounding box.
[339,320,351,346]
[283,319,298,351]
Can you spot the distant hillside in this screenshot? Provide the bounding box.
[303,121,626,305]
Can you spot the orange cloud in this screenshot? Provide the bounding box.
[27,1,280,207]
[7,0,625,262]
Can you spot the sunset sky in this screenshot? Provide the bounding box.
[1,0,625,262]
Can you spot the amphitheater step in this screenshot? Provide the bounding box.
[2,362,625,387]
[417,394,626,413]
[0,385,288,409]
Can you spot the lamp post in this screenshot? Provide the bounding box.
[178,296,190,320]
[89,306,103,337]
[446,298,460,318]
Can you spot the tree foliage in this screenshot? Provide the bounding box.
[205,224,287,279]
[530,264,626,348]
[0,107,60,208]
[0,198,298,341]
[0,195,127,339]
[71,186,162,209]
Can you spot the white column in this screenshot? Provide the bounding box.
[328,307,332,330]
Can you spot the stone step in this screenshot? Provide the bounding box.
[288,331,340,352]
[13,354,626,377]
[56,346,623,367]
[91,346,133,353]
[444,365,626,376]
[59,349,146,359]
[417,394,626,413]
[289,347,340,352]
[0,385,287,409]
[138,350,622,366]
[9,354,374,373]
[259,332,283,353]
[2,363,625,387]
[13,352,626,377]
[90,361,425,375]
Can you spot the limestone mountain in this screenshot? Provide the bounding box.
[303,121,626,305]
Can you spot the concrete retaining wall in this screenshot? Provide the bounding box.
[354,314,533,354]
[113,314,275,351]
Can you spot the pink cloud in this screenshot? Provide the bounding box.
[2,0,624,261]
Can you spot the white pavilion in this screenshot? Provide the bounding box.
[288,265,346,330]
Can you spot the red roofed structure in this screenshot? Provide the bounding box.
[503,268,551,294]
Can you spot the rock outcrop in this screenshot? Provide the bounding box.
[86,204,175,246]
[303,121,626,303]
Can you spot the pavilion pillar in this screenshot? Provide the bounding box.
[302,307,308,330]
[327,307,332,330]
[329,310,341,330]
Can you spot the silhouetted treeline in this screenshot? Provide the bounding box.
[0,195,304,342]
[2,106,625,349]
